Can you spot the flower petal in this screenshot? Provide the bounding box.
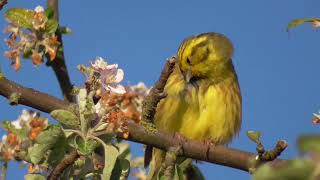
[108,84,126,94]
[114,69,124,83]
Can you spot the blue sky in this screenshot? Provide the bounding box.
[1,0,320,179]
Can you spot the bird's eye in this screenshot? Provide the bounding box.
[186,57,191,65]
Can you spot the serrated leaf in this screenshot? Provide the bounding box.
[29,143,50,164]
[247,130,261,143]
[50,109,79,127]
[76,138,99,156]
[45,19,58,34]
[5,8,34,29]
[297,134,320,153]
[287,18,320,31]
[24,174,46,180]
[35,125,62,145]
[45,7,54,19]
[102,145,119,180]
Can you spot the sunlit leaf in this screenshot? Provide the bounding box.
[102,144,119,180]
[35,125,62,145]
[24,174,46,180]
[59,26,72,34]
[117,143,131,160]
[297,134,320,153]
[29,143,50,164]
[173,164,183,180]
[50,109,79,127]
[5,8,34,29]
[247,130,261,144]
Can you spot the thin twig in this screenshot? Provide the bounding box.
[0,0,8,10]
[259,140,288,161]
[46,0,74,102]
[141,57,176,123]
[47,150,80,180]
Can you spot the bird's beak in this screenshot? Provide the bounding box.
[184,69,192,83]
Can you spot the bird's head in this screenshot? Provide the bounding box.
[177,32,234,84]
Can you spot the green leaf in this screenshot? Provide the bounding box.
[29,143,50,164]
[5,8,34,29]
[117,143,131,160]
[247,130,261,144]
[76,138,99,156]
[35,125,62,145]
[173,165,183,180]
[24,174,46,180]
[252,159,314,180]
[59,26,72,34]
[45,19,58,34]
[102,144,119,180]
[297,134,320,153]
[287,18,320,31]
[50,109,79,127]
[45,7,54,19]
[119,159,130,180]
[47,136,68,167]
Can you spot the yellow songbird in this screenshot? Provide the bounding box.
[148,32,242,179]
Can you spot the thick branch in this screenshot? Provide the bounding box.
[0,77,69,112]
[46,0,74,102]
[120,121,287,172]
[0,77,287,172]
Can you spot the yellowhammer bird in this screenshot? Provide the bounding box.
[147,32,242,179]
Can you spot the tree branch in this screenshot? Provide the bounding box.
[46,0,74,102]
[0,76,288,173]
[47,150,80,180]
[121,121,287,172]
[0,76,69,112]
